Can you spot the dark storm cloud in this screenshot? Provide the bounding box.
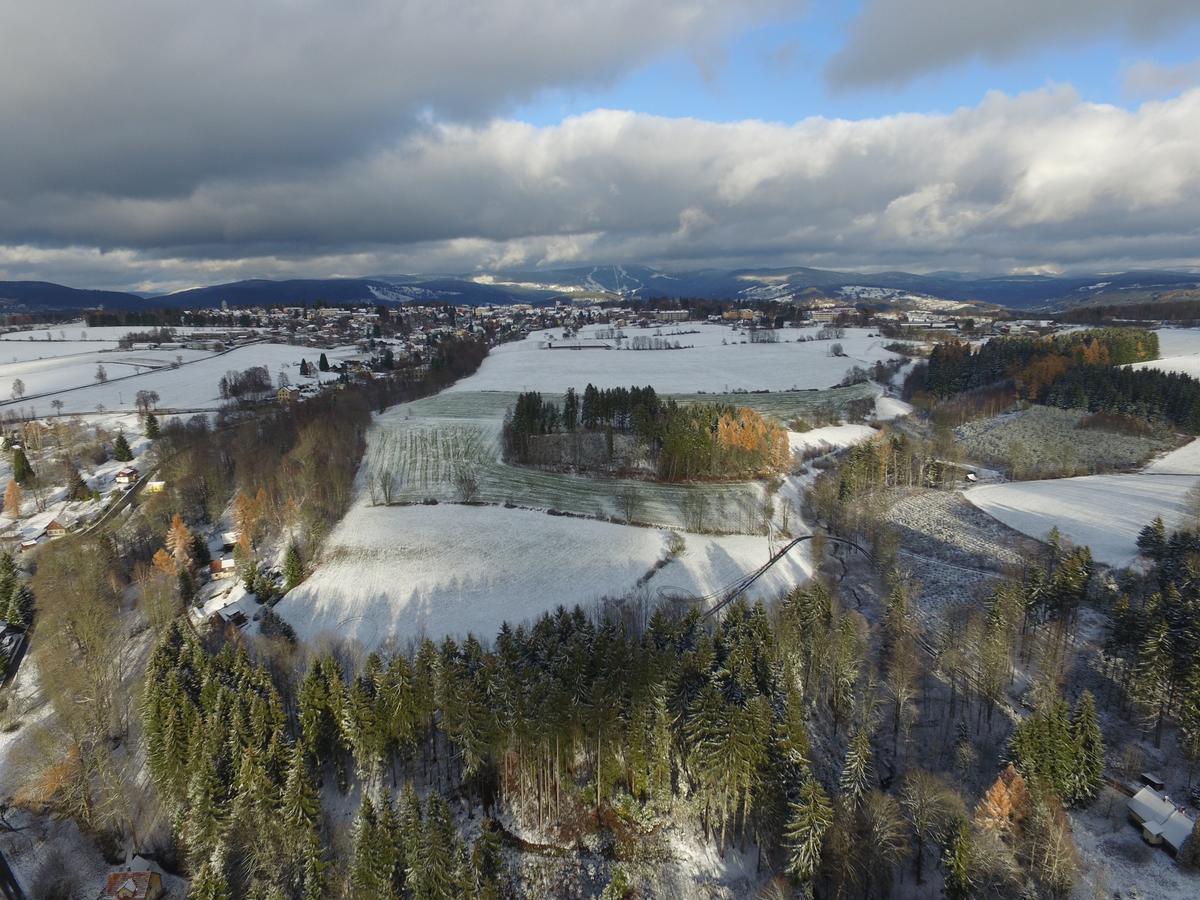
[827,0,1200,88]
[1,3,1198,290]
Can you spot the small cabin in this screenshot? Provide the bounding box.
[44,519,67,538]
[100,868,164,900]
[1128,786,1195,855]
[208,606,249,630]
[209,558,237,579]
[115,467,140,486]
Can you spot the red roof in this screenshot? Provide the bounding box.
[102,870,160,899]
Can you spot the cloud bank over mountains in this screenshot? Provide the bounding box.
[1,1,1198,291]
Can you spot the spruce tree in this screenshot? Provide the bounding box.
[280,743,320,841]
[189,839,231,900]
[471,822,505,899]
[283,541,304,590]
[65,463,90,501]
[839,727,872,810]
[1066,691,1104,806]
[784,775,832,886]
[1179,815,1200,869]
[145,411,161,439]
[185,746,226,870]
[941,820,976,900]
[10,448,33,486]
[411,793,456,900]
[350,795,390,896]
[113,432,133,461]
[300,829,328,900]
[318,353,330,372]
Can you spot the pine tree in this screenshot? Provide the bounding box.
[145,411,161,439]
[3,479,21,518]
[839,727,872,810]
[188,839,231,900]
[784,775,832,886]
[231,744,277,837]
[411,793,456,899]
[471,822,505,899]
[300,829,328,900]
[319,353,330,372]
[10,448,33,486]
[1179,815,1200,869]
[1065,691,1104,806]
[113,432,133,461]
[941,820,976,900]
[283,541,304,590]
[65,462,90,501]
[350,795,389,896]
[185,744,226,869]
[280,743,320,840]
[5,583,32,628]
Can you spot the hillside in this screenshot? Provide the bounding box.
[4,266,1198,312]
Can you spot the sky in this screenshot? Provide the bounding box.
[1,0,1199,293]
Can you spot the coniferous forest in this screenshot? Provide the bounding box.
[913,328,1200,432]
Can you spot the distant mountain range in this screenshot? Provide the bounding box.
[1,266,1198,312]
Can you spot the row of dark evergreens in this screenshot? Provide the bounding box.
[913,327,1200,432]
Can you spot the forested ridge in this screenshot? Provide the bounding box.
[913,328,1200,432]
[128,520,1132,899]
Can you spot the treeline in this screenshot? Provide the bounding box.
[911,328,1200,431]
[1063,297,1200,325]
[1109,518,1200,752]
[1043,365,1200,432]
[141,337,488,547]
[921,328,1158,398]
[503,385,790,480]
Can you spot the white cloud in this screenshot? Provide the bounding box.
[0,1,790,199]
[2,88,1200,290]
[827,0,1200,87]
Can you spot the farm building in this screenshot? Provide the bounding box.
[43,519,67,538]
[1127,785,1196,855]
[115,467,140,486]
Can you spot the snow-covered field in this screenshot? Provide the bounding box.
[965,439,1200,567]
[788,423,877,455]
[277,503,811,649]
[0,342,359,414]
[1128,327,1200,378]
[0,348,212,401]
[450,324,898,393]
[279,323,908,648]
